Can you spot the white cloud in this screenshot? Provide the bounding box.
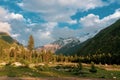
[0,6,24,21]
[101,8,120,25]
[67,20,77,24]
[34,30,54,46]
[41,22,57,31]
[11,33,20,38]
[80,14,101,28]
[0,6,25,37]
[37,31,52,40]
[0,7,7,15]
[33,25,78,46]
[80,8,120,28]
[20,0,107,12]
[19,0,108,22]
[0,7,8,21]
[17,2,24,7]
[0,21,11,34]
[25,28,32,33]
[79,36,90,42]
[0,1,119,47]
[52,27,79,39]
[79,8,120,42]
[109,0,120,4]
[5,13,24,21]
[25,8,120,46]
[33,22,77,44]
[22,22,58,46]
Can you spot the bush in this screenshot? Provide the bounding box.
[77,62,83,71]
[5,62,11,66]
[35,66,44,71]
[89,62,97,73]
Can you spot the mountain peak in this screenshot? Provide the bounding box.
[52,37,80,47]
[36,37,80,54]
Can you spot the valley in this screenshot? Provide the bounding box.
[0,16,120,80]
[0,62,120,80]
[0,0,120,80]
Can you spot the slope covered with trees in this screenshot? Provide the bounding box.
[0,32,16,44]
[0,32,19,51]
[78,19,120,55]
[76,19,120,64]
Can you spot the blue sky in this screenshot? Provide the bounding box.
[0,0,120,47]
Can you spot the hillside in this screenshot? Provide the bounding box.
[0,39,10,49]
[77,19,120,56]
[0,32,20,49]
[0,32,19,44]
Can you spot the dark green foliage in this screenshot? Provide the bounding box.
[76,62,85,75]
[1,35,14,44]
[0,32,17,44]
[77,62,82,71]
[35,65,49,71]
[76,19,120,64]
[78,19,120,56]
[89,62,97,73]
[77,53,115,64]
[56,42,80,55]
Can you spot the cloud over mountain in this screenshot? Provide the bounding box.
[0,0,120,46]
[0,22,11,34]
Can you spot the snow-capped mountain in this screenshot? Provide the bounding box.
[36,37,80,53]
[52,37,80,47]
[36,30,100,55]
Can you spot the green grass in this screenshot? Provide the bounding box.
[0,64,120,79]
[0,65,74,78]
[78,67,120,79]
[0,65,40,77]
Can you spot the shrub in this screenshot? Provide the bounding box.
[77,62,82,71]
[89,62,97,73]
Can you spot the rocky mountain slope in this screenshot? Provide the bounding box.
[36,37,80,53]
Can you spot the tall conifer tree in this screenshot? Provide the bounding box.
[28,35,34,51]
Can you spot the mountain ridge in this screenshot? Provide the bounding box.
[36,37,80,53]
[77,19,120,56]
[0,32,20,45]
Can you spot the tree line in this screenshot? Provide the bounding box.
[0,35,119,65]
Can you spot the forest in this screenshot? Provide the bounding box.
[0,34,119,65]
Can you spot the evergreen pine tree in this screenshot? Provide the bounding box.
[27,35,34,62]
[27,35,34,51]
